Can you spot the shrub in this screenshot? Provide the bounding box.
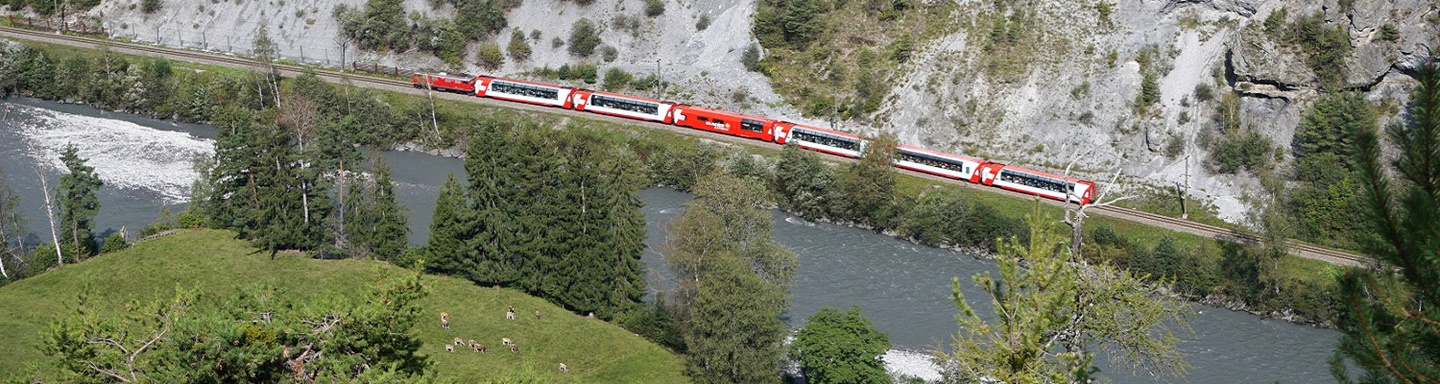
[141,0,163,14]
[1210,130,1274,173]
[644,0,664,17]
[552,36,564,49]
[1379,23,1399,43]
[740,43,761,72]
[1194,83,1214,102]
[603,67,632,91]
[567,19,602,57]
[600,45,619,62]
[696,14,711,31]
[1134,72,1160,114]
[100,233,129,254]
[507,29,531,62]
[476,42,505,70]
[889,35,914,63]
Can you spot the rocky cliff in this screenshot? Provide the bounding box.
[28,0,1440,224]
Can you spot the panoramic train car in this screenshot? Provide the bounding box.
[570,89,675,123]
[774,122,865,158]
[411,72,477,93]
[475,76,574,108]
[894,145,984,182]
[979,163,1096,204]
[672,105,775,141]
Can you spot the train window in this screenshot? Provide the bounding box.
[591,95,660,115]
[491,81,559,100]
[741,119,765,132]
[898,151,967,173]
[698,117,710,122]
[999,171,1071,194]
[791,129,859,151]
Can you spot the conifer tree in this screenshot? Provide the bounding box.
[465,121,517,285]
[365,156,409,261]
[425,173,473,276]
[57,145,102,261]
[1330,60,1440,384]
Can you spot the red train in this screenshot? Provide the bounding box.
[413,72,1098,204]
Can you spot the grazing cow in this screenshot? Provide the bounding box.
[559,363,568,374]
[501,337,513,346]
[444,345,454,353]
[534,310,541,320]
[506,310,515,320]
[473,343,486,353]
[509,344,520,354]
[467,339,477,348]
[453,337,464,345]
[440,312,450,330]
[586,312,594,319]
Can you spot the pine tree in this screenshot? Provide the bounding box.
[465,121,517,285]
[57,145,102,262]
[1330,60,1440,383]
[366,156,409,261]
[424,173,473,276]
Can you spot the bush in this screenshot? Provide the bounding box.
[618,297,684,352]
[567,19,602,57]
[602,68,632,91]
[507,30,531,62]
[600,45,619,62]
[141,0,162,14]
[551,36,564,49]
[100,233,129,254]
[1134,71,1160,113]
[1379,23,1400,43]
[740,43,761,72]
[1194,83,1214,102]
[695,15,711,31]
[1210,130,1274,173]
[476,42,505,71]
[644,0,664,17]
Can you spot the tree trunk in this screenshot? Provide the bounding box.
[36,168,63,266]
[425,76,441,143]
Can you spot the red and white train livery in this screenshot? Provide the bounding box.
[411,71,1101,205]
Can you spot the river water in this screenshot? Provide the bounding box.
[0,97,1341,383]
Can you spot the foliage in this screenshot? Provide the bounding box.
[1330,60,1440,384]
[837,133,896,225]
[696,15,712,31]
[1379,23,1400,43]
[140,0,161,14]
[476,41,505,71]
[58,145,102,262]
[336,0,410,53]
[666,173,797,383]
[644,0,664,17]
[792,306,891,384]
[425,124,648,319]
[1288,92,1373,249]
[567,19,602,57]
[772,145,837,217]
[0,169,19,283]
[618,295,685,352]
[602,67,634,91]
[936,203,1190,383]
[98,233,128,254]
[893,188,1025,252]
[342,155,410,261]
[507,29,532,62]
[1134,71,1160,114]
[741,43,762,72]
[1210,130,1273,174]
[43,269,434,383]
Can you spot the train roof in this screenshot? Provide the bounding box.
[782,122,862,139]
[414,72,475,79]
[896,144,983,163]
[482,76,569,89]
[675,105,772,121]
[995,164,1095,185]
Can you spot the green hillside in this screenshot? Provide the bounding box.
[0,229,687,383]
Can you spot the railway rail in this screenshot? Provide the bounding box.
[0,26,1367,267]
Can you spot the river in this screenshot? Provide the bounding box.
[0,97,1341,383]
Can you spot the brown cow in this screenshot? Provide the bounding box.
[453,337,464,345]
[444,345,454,353]
[501,337,513,346]
[440,312,450,330]
[559,363,569,374]
[509,344,520,354]
[471,342,486,353]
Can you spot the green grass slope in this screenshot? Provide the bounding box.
[0,229,687,383]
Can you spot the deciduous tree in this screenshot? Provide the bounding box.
[792,306,891,384]
[936,202,1190,383]
[838,132,896,225]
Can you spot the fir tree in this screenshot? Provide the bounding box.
[465,121,517,285]
[57,145,102,261]
[365,156,409,261]
[425,173,473,276]
[1330,60,1440,384]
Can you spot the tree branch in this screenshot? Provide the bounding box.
[87,362,132,383]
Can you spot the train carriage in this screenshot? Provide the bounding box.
[894,145,984,183]
[570,89,675,123]
[476,76,574,108]
[672,105,775,141]
[773,122,865,158]
[979,163,1096,204]
[412,72,477,93]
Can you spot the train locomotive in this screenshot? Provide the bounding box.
[412,72,1097,204]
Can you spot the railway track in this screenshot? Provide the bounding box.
[0,26,1369,267]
